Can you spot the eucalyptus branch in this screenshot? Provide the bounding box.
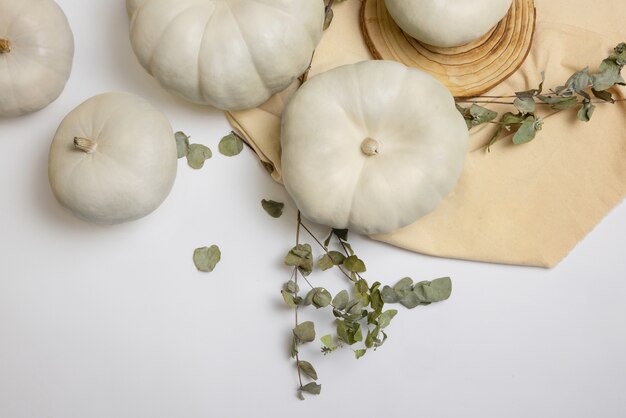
[280,212,453,399]
[456,42,626,150]
[293,214,305,393]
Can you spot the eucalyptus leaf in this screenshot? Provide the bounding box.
[291,337,298,358]
[537,95,579,110]
[336,321,350,344]
[458,104,498,129]
[186,144,212,169]
[565,67,591,93]
[593,59,622,91]
[354,349,367,359]
[261,199,284,218]
[323,7,333,30]
[301,382,321,395]
[328,251,346,265]
[218,133,244,157]
[577,100,596,122]
[332,290,349,310]
[513,97,536,113]
[393,277,413,292]
[512,116,540,145]
[293,321,315,343]
[284,280,299,293]
[422,277,453,302]
[353,324,363,343]
[311,288,332,309]
[378,309,398,328]
[320,334,334,349]
[281,290,298,308]
[298,361,318,380]
[333,229,349,241]
[381,286,399,303]
[343,255,366,273]
[193,245,221,272]
[591,88,615,103]
[365,329,375,348]
[174,131,189,158]
[284,244,313,276]
[399,291,421,309]
[318,254,334,271]
[370,288,384,312]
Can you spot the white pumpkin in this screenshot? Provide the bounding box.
[384,0,512,47]
[281,60,468,235]
[48,93,178,224]
[126,0,325,111]
[0,0,74,117]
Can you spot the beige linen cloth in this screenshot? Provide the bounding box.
[227,0,626,268]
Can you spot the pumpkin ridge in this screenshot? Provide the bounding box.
[346,157,369,230]
[4,0,35,35]
[145,1,206,72]
[1,55,19,113]
[244,0,317,48]
[4,45,70,77]
[222,1,272,94]
[93,105,135,147]
[196,1,221,103]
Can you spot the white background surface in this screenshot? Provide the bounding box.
[1,1,625,417]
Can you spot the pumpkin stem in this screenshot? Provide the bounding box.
[0,38,11,54]
[361,137,380,156]
[74,137,98,154]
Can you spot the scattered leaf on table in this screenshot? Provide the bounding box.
[193,245,221,272]
[218,133,244,157]
[187,144,212,169]
[175,131,189,158]
[261,199,284,218]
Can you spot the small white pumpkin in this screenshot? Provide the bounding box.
[126,0,325,111]
[48,93,178,224]
[0,0,74,117]
[384,0,512,47]
[281,60,468,235]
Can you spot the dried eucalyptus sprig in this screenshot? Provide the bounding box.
[175,131,212,169]
[456,42,626,150]
[279,213,452,400]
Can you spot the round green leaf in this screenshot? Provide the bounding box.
[193,245,221,272]
[218,133,244,157]
[187,144,212,169]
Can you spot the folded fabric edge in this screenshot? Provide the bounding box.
[225,112,283,183]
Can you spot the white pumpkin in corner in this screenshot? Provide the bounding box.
[126,0,325,111]
[48,93,178,224]
[384,0,513,47]
[0,0,74,117]
[281,60,468,235]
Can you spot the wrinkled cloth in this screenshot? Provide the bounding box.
[226,0,626,268]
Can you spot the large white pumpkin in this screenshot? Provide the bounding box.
[384,0,513,47]
[48,93,178,224]
[281,60,468,235]
[126,0,325,111]
[0,0,74,117]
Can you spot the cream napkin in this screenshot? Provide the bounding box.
[227,0,626,268]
